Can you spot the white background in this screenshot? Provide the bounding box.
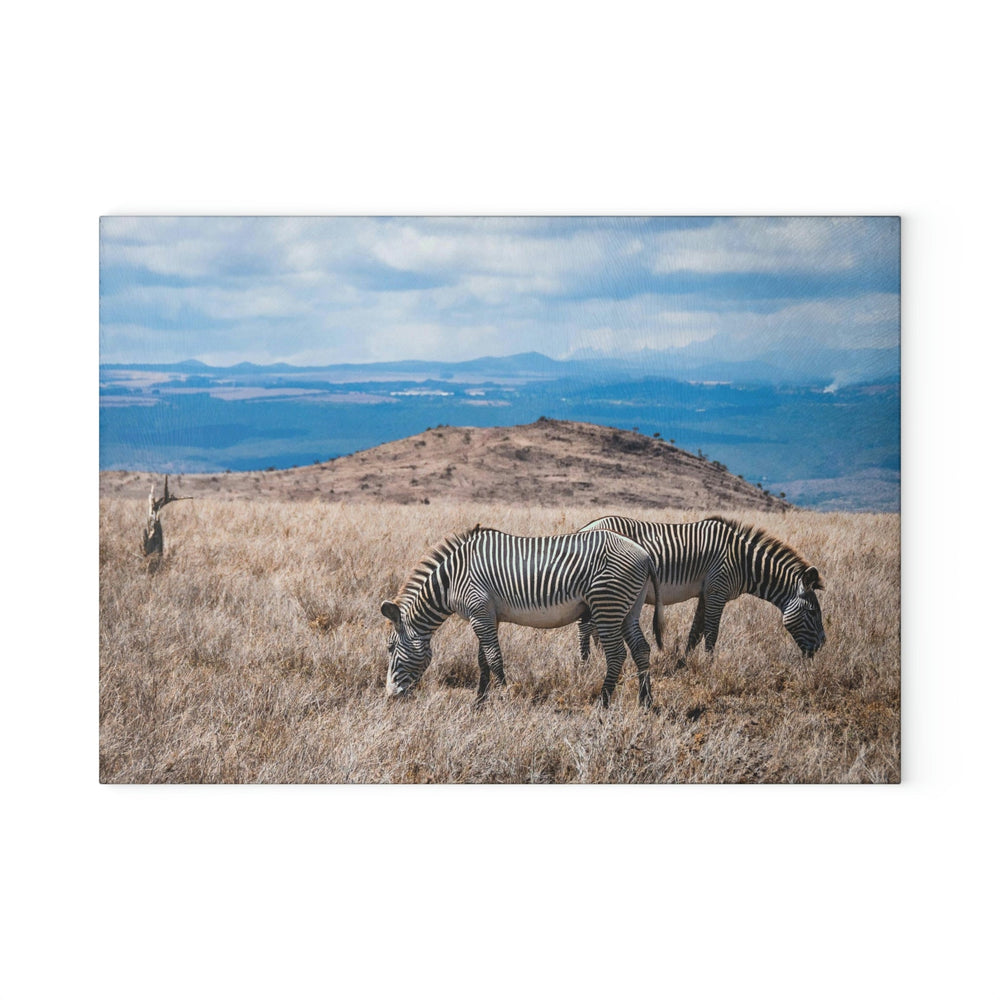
[4,1,994,997]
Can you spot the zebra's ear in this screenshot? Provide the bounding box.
[380,601,402,624]
[802,567,824,591]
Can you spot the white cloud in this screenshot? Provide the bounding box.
[650,217,897,275]
[554,297,722,356]
[102,281,320,322]
[99,217,900,366]
[690,293,900,357]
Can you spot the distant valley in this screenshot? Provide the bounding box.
[99,352,900,511]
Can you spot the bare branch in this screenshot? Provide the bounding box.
[150,474,193,514]
[142,475,193,558]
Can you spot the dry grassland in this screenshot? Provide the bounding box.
[99,498,900,783]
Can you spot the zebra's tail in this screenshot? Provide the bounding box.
[647,561,664,650]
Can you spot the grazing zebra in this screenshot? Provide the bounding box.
[380,525,664,707]
[576,515,825,662]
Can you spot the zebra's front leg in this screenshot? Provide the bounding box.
[476,645,491,704]
[679,595,707,669]
[472,618,504,706]
[578,609,594,661]
[702,598,726,655]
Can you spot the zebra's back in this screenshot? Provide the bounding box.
[578,515,731,601]
[461,528,653,626]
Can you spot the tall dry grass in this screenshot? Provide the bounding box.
[99,498,899,783]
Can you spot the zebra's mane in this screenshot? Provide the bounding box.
[705,515,811,573]
[395,524,490,604]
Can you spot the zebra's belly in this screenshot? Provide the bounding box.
[495,598,588,629]
[651,580,703,606]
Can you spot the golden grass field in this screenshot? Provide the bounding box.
[99,498,900,783]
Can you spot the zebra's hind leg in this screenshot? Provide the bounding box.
[622,616,653,708]
[596,630,628,709]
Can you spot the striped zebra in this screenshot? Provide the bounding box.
[380,525,664,707]
[576,515,825,662]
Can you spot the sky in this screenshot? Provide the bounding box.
[99,216,900,372]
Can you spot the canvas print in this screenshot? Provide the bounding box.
[99,216,901,783]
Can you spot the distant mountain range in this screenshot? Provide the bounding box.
[102,345,900,386]
[99,351,900,511]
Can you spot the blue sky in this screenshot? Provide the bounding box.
[100,216,900,373]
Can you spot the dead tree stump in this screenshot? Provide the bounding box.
[142,475,192,558]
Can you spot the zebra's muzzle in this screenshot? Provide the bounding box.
[802,635,826,657]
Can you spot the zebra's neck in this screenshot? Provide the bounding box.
[395,527,478,634]
[403,561,454,633]
[735,524,803,606]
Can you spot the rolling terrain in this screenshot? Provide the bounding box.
[99,419,899,783]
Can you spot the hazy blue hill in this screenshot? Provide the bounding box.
[590,346,900,387]
[102,358,211,372]
[451,351,563,372]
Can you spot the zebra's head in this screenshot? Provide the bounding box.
[781,567,826,656]
[380,600,432,696]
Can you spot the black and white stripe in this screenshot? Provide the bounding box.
[576,515,826,660]
[381,525,664,706]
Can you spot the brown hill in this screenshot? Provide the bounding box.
[99,418,791,511]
